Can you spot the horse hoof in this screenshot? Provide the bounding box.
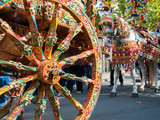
[132,93,138,98]
[138,87,144,93]
[154,88,159,93]
[110,92,116,97]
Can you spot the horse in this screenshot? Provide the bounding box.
[98,10,160,97]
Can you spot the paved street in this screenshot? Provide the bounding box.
[91,72,160,120]
[2,72,160,120]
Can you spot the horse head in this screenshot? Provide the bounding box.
[98,15,114,52]
[96,5,113,56]
[98,12,131,45]
[97,5,114,47]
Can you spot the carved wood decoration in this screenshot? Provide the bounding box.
[0,0,102,119]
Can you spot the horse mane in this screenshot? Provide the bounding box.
[113,16,130,38]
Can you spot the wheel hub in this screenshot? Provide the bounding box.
[38,60,62,84]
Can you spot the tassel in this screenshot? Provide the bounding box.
[27,0,33,4]
[153,37,156,43]
[146,37,150,43]
[118,41,122,49]
[62,11,65,17]
[131,9,134,14]
[140,15,144,21]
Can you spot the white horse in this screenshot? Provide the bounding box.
[98,11,160,97]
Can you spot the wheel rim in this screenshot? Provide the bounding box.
[0,0,102,119]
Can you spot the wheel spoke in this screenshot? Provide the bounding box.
[23,0,40,41]
[0,74,38,95]
[0,18,41,65]
[32,46,46,61]
[0,60,38,71]
[0,19,34,63]
[61,73,95,84]
[23,0,45,61]
[52,22,83,61]
[59,49,94,66]
[0,18,25,48]
[7,80,39,120]
[34,83,46,120]
[44,3,62,59]
[11,86,25,98]
[46,85,63,120]
[20,32,31,42]
[25,51,41,66]
[54,83,84,113]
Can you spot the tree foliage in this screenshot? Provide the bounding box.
[115,0,160,31]
[146,0,160,31]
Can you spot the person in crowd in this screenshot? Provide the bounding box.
[66,60,85,94]
[109,64,123,86]
[66,66,75,93]
[0,75,11,107]
[84,59,92,89]
[75,60,85,93]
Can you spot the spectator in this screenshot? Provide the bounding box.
[66,66,75,93]
[84,59,92,89]
[74,60,85,93]
[66,60,85,94]
[0,75,11,107]
[109,63,123,86]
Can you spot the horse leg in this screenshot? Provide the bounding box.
[110,69,119,97]
[131,69,138,97]
[145,60,150,87]
[153,60,159,92]
[138,58,146,92]
[148,60,155,87]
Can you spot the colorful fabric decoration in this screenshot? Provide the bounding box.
[113,16,130,38]
[112,41,138,70]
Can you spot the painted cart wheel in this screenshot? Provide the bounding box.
[0,0,102,119]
